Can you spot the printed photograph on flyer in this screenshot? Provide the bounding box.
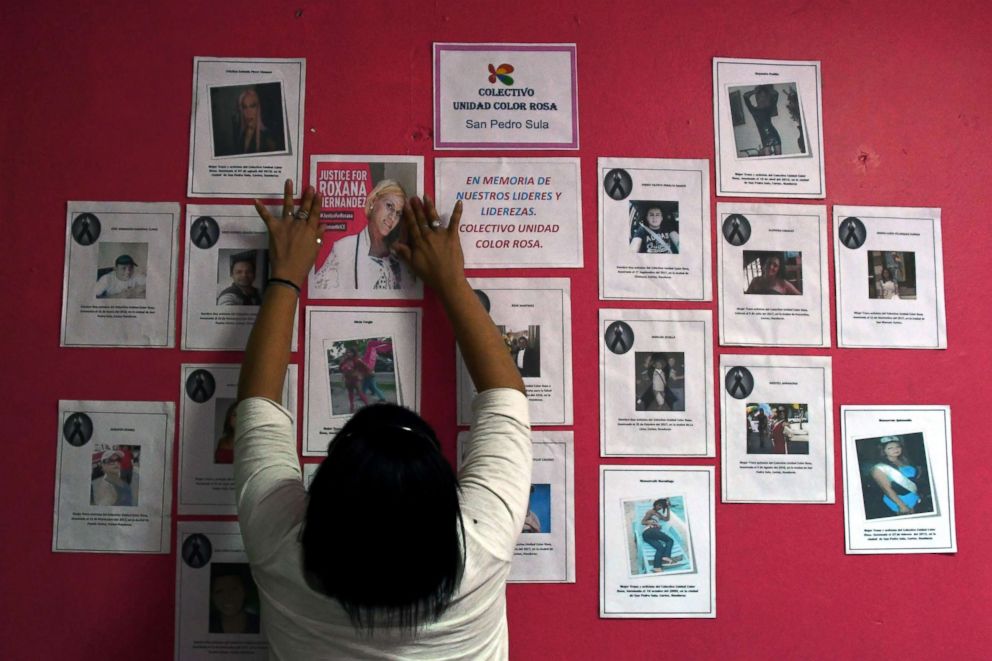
[854,432,936,521]
[621,495,696,578]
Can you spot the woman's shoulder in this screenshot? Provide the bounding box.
[316,233,359,278]
[745,279,766,293]
[331,232,358,253]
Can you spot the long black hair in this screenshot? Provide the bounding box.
[302,403,464,633]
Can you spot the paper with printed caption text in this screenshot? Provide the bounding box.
[841,406,956,554]
[833,206,946,349]
[456,278,573,426]
[719,354,834,503]
[716,202,830,347]
[457,431,575,583]
[178,364,297,515]
[713,57,825,198]
[433,43,579,150]
[53,400,174,553]
[182,205,298,351]
[435,157,582,268]
[598,158,711,301]
[599,309,715,457]
[600,466,715,618]
[61,201,179,348]
[175,521,267,659]
[304,307,421,455]
[187,56,305,198]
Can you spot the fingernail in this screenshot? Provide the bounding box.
[456,200,463,208]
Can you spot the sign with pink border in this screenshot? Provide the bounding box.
[433,43,579,150]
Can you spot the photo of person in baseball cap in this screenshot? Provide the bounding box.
[94,242,148,299]
[90,446,139,506]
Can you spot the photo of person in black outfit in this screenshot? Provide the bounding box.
[729,82,807,158]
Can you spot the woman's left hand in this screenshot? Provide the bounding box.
[254,179,324,288]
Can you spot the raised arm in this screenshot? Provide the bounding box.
[237,180,323,402]
[393,196,524,395]
[743,89,758,112]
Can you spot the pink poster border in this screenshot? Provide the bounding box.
[434,43,579,150]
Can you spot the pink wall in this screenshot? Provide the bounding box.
[2,1,990,658]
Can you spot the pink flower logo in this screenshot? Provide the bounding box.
[487,63,515,86]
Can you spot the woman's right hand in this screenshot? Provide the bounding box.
[395,195,523,394]
[253,179,324,288]
[393,196,465,294]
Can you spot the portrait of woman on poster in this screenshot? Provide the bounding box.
[876,268,901,300]
[313,179,411,291]
[745,254,801,295]
[868,437,929,518]
[209,565,261,634]
[629,205,679,254]
[233,87,282,155]
[214,402,237,464]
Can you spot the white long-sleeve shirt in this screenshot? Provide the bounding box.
[234,389,532,660]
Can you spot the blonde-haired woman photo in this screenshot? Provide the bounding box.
[314,179,412,291]
[234,87,280,154]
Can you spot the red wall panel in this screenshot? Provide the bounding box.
[2,1,989,658]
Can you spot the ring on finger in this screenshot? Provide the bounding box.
[294,209,310,221]
[430,220,441,229]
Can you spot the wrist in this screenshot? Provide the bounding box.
[269,270,305,289]
[267,277,301,297]
[434,274,472,305]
